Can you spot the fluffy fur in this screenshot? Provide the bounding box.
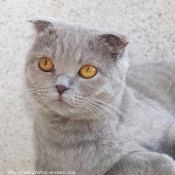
[25,17,175,175]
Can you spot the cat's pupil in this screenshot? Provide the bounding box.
[87,67,90,72]
[45,60,48,66]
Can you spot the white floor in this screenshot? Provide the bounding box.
[0,0,175,171]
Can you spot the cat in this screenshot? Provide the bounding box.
[25,17,175,175]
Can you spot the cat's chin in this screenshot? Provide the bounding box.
[49,99,84,117]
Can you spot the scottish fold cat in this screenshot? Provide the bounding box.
[25,17,175,175]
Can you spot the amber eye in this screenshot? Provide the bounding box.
[79,65,98,79]
[38,57,54,72]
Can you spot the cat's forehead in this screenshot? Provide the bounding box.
[55,21,98,40]
[30,17,128,68]
[37,20,99,45]
[34,22,100,64]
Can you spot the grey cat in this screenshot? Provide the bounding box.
[25,17,175,175]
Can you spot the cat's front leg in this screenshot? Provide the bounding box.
[105,152,175,175]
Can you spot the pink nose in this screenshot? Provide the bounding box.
[55,85,68,95]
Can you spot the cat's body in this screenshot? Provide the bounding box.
[35,85,175,175]
[25,17,175,175]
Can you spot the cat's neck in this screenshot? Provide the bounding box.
[36,114,119,147]
[39,114,119,133]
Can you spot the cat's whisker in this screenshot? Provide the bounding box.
[72,96,111,123]
[92,98,118,110]
[78,85,126,120]
[72,97,135,148]
[23,82,56,99]
[81,104,103,125]
[91,98,126,120]
[89,101,116,118]
[85,102,107,119]
[86,101,118,124]
[23,78,56,93]
[92,99,140,128]
[67,88,117,121]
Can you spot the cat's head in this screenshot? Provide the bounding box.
[25,17,129,120]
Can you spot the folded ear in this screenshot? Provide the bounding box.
[29,17,56,33]
[98,33,128,59]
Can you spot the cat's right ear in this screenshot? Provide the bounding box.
[97,33,129,59]
[29,17,55,33]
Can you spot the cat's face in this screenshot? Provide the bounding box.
[25,17,129,120]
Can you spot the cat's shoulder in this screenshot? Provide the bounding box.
[128,62,175,75]
[126,62,175,116]
[126,61,175,87]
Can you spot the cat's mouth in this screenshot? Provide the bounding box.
[58,96,64,102]
[54,98,66,104]
[53,97,73,108]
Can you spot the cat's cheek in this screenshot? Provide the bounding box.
[76,77,105,96]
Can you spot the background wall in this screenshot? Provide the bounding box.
[0,0,175,172]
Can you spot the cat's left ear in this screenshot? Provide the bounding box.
[29,17,55,33]
[98,33,129,59]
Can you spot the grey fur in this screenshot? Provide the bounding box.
[25,17,175,175]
